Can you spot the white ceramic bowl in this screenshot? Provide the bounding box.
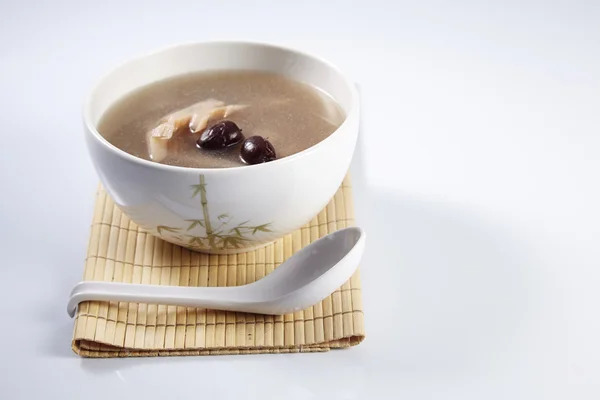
[84,41,359,254]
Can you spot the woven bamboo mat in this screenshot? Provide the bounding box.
[72,174,365,357]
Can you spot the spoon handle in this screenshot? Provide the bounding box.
[67,281,245,318]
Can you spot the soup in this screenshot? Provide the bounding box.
[97,70,345,168]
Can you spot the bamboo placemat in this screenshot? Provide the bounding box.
[72,174,365,357]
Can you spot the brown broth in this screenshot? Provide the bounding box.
[97,70,345,168]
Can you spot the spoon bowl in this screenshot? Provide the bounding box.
[67,227,365,317]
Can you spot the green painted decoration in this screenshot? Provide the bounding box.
[154,175,272,250]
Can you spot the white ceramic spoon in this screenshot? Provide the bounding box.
[67,227,365,317]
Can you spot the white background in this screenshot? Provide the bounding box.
[1,0,599,399]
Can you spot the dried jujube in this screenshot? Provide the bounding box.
[196,120,244,150]
[239,136,276,165]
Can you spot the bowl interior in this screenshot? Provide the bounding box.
[87,42,355,129]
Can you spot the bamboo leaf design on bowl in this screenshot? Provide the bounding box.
[185,219,205,230]
[152,175,273,250]
[187,236,205,247]
[156,225,180,235]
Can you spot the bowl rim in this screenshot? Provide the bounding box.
[83,40,359,174]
